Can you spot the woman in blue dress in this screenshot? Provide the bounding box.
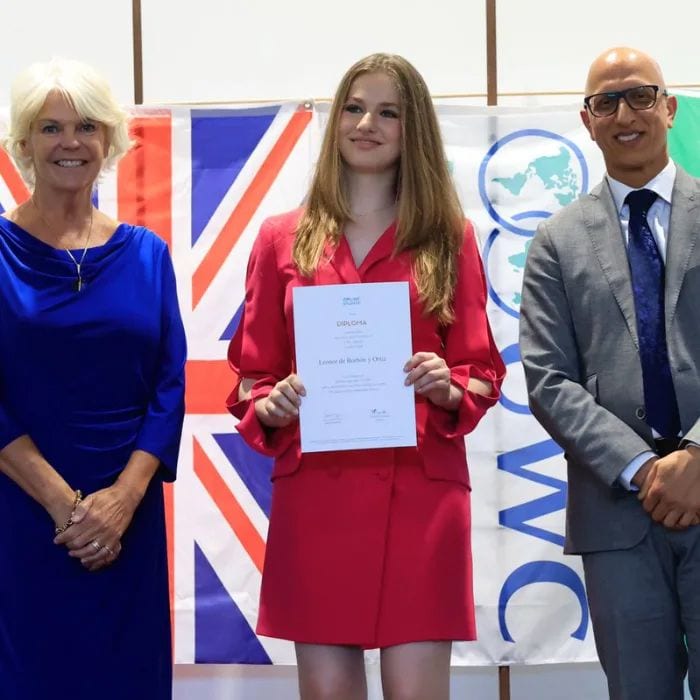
[0,59,186,699]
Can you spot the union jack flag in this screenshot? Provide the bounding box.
[0,103,320,664]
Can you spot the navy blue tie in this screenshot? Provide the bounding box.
[625,188,680,438]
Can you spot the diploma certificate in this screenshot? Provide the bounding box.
[293,282,417,453]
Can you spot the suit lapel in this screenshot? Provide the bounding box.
[665,168,700,327]
[582,180,640,349]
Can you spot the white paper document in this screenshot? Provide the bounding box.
[293,282,417,453]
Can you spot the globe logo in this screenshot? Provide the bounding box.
[479,128,589,236]
[479,129,589,318]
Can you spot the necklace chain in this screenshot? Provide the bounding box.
[30,197,94,292]
[64,219,92,291]
[349,202,396,218]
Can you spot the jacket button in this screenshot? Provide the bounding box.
[635,407,646,420]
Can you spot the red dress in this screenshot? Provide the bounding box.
[228,210,504,647]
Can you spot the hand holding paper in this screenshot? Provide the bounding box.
[404,351,462,409]
[255,374,307,428]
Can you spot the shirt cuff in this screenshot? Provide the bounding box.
[618,451,656,491]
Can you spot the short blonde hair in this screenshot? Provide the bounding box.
[4,57,131,186]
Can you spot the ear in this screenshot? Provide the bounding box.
[101,133,111,159]
[665,94,678,129]
[580,107,594,141]
[18,138,32,159]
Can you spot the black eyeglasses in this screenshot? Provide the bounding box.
[584,84,667,117]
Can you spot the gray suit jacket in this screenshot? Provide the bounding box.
[519,165,700,554]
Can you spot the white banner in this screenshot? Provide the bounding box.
[442,105,605,665]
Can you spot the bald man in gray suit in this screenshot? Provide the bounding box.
[520,47,700,699]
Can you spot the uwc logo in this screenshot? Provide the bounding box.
[479,129,589,319]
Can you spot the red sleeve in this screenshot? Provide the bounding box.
[433,220,505,438]
[226,217,297,456]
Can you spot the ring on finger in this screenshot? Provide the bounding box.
[102,544,115,557]
[91,540,101,552]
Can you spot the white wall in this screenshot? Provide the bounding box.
[6,0,698,107]
[496,0,700,98]
[6,1,699,698]
[3,1,133,105]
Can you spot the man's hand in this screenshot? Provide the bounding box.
[631,456,657,490]
[638,446,700,529]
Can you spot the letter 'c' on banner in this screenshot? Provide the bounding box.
[498,561,589,642]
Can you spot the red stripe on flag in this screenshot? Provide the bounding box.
[0,150,30,205]
[117,113,172,248]
[192,106,312,308]
[193,438,266,573]
[186,360,231,414]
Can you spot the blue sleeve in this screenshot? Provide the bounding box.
[134,246,186,481]
[0,398,25,452]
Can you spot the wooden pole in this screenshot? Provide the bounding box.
[499,665,511,700]
[487,1,510,696]
[132,0,144,104]
[486,0,498,106]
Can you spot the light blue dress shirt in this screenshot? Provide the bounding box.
[606,161,677,489]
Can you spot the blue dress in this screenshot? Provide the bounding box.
[0,218,186,699]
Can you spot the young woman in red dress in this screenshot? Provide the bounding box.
[228,53,505,699]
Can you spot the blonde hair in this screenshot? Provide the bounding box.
[3,57,131,186]
[293,53,465,323]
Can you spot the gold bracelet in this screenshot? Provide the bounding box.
[54,489,83,535]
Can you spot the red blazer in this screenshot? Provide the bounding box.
[227,209,505,487]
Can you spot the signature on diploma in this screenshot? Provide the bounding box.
[369,408,390,422]
[322,412,342,425]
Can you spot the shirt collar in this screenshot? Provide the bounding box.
[606,160,676,215]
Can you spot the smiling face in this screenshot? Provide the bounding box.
[580,48,677,188]
[21,90,108,194]
[337,71,402,176]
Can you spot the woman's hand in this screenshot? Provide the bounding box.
[53,482,139,571]
[404,352,463,410]
[255,374,306,428]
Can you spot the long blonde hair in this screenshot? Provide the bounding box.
[293,53,465,323]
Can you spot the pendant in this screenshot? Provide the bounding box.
[73,277,83,292]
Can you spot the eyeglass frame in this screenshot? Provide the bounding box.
[583,84,668,117]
